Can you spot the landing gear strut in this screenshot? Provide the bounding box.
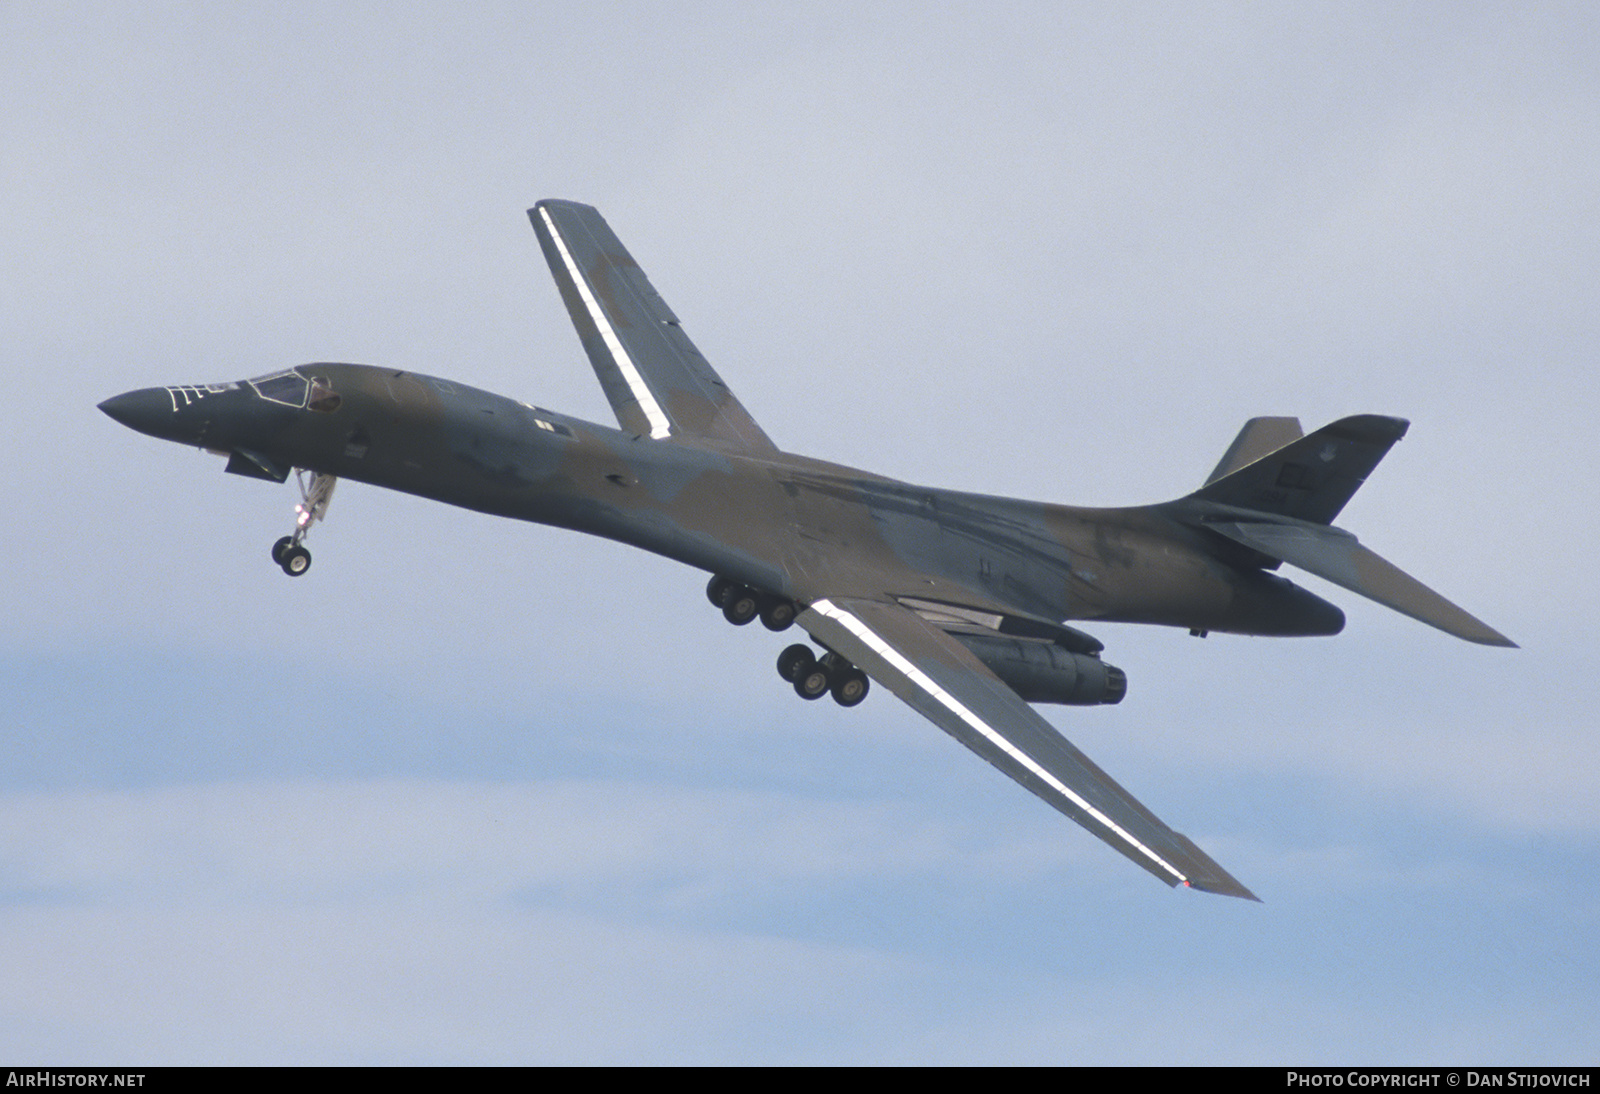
[272,469,336,577]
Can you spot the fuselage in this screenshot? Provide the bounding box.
[100,362,1343,640]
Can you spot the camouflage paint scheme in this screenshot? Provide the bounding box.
[100,201,1515,901]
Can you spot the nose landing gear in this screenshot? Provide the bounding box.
[271,469,337,576]
[271,536,311,575]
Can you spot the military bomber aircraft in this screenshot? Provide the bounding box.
[100,200,1515,900]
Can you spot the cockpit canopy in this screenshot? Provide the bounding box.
[248,369,341,413]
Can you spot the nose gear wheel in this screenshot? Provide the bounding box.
[271,469,337,576]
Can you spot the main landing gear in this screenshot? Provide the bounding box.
[271,470,337,577]
[706,575,870,708]
[776,643,870,707]
[705,575,797,630]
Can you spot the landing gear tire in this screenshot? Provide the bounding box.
[830,669,870,707]
[706,575,737,609]
[759,598,797,632]
[271,536,294,565]
[794,664,831,701]
[722,587,759,626]
[776,644,815,683]
[280,545,311,577]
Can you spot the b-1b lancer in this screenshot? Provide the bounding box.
[100,200,1515,900]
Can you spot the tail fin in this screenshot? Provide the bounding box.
[1194,414,1409,526]
[1205,416,1303,484]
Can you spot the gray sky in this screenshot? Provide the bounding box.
[4,1,1597,1064]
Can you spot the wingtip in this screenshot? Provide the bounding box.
[1169,832,1259,901]
[1184,877,1263,902]
[1472,631,1519,649]
[529,197,594,217]
[1454,621,1518,648]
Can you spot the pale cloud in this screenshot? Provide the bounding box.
[2,778,1590,1064]
[0,779,1081,905]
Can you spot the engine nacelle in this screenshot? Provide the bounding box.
[949,632,1127,706]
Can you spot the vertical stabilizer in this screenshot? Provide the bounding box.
[1194,415,1408,526]
[1205,417,1303,484]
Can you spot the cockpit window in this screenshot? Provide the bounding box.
[249,370,309,407]
[308,377,342,413]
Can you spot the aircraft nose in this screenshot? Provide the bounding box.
[98,387,175,437]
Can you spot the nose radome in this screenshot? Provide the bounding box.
[98,387,175,437]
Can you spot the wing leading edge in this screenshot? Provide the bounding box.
[798,597,1259,900]
[529,200,777,454]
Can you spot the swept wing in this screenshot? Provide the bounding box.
[529,200,778,454]
[532,201,1258,898]
[798,597,1259,900]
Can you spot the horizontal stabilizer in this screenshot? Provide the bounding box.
[1206,519,1516,647]
[1195,415,1408,525]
